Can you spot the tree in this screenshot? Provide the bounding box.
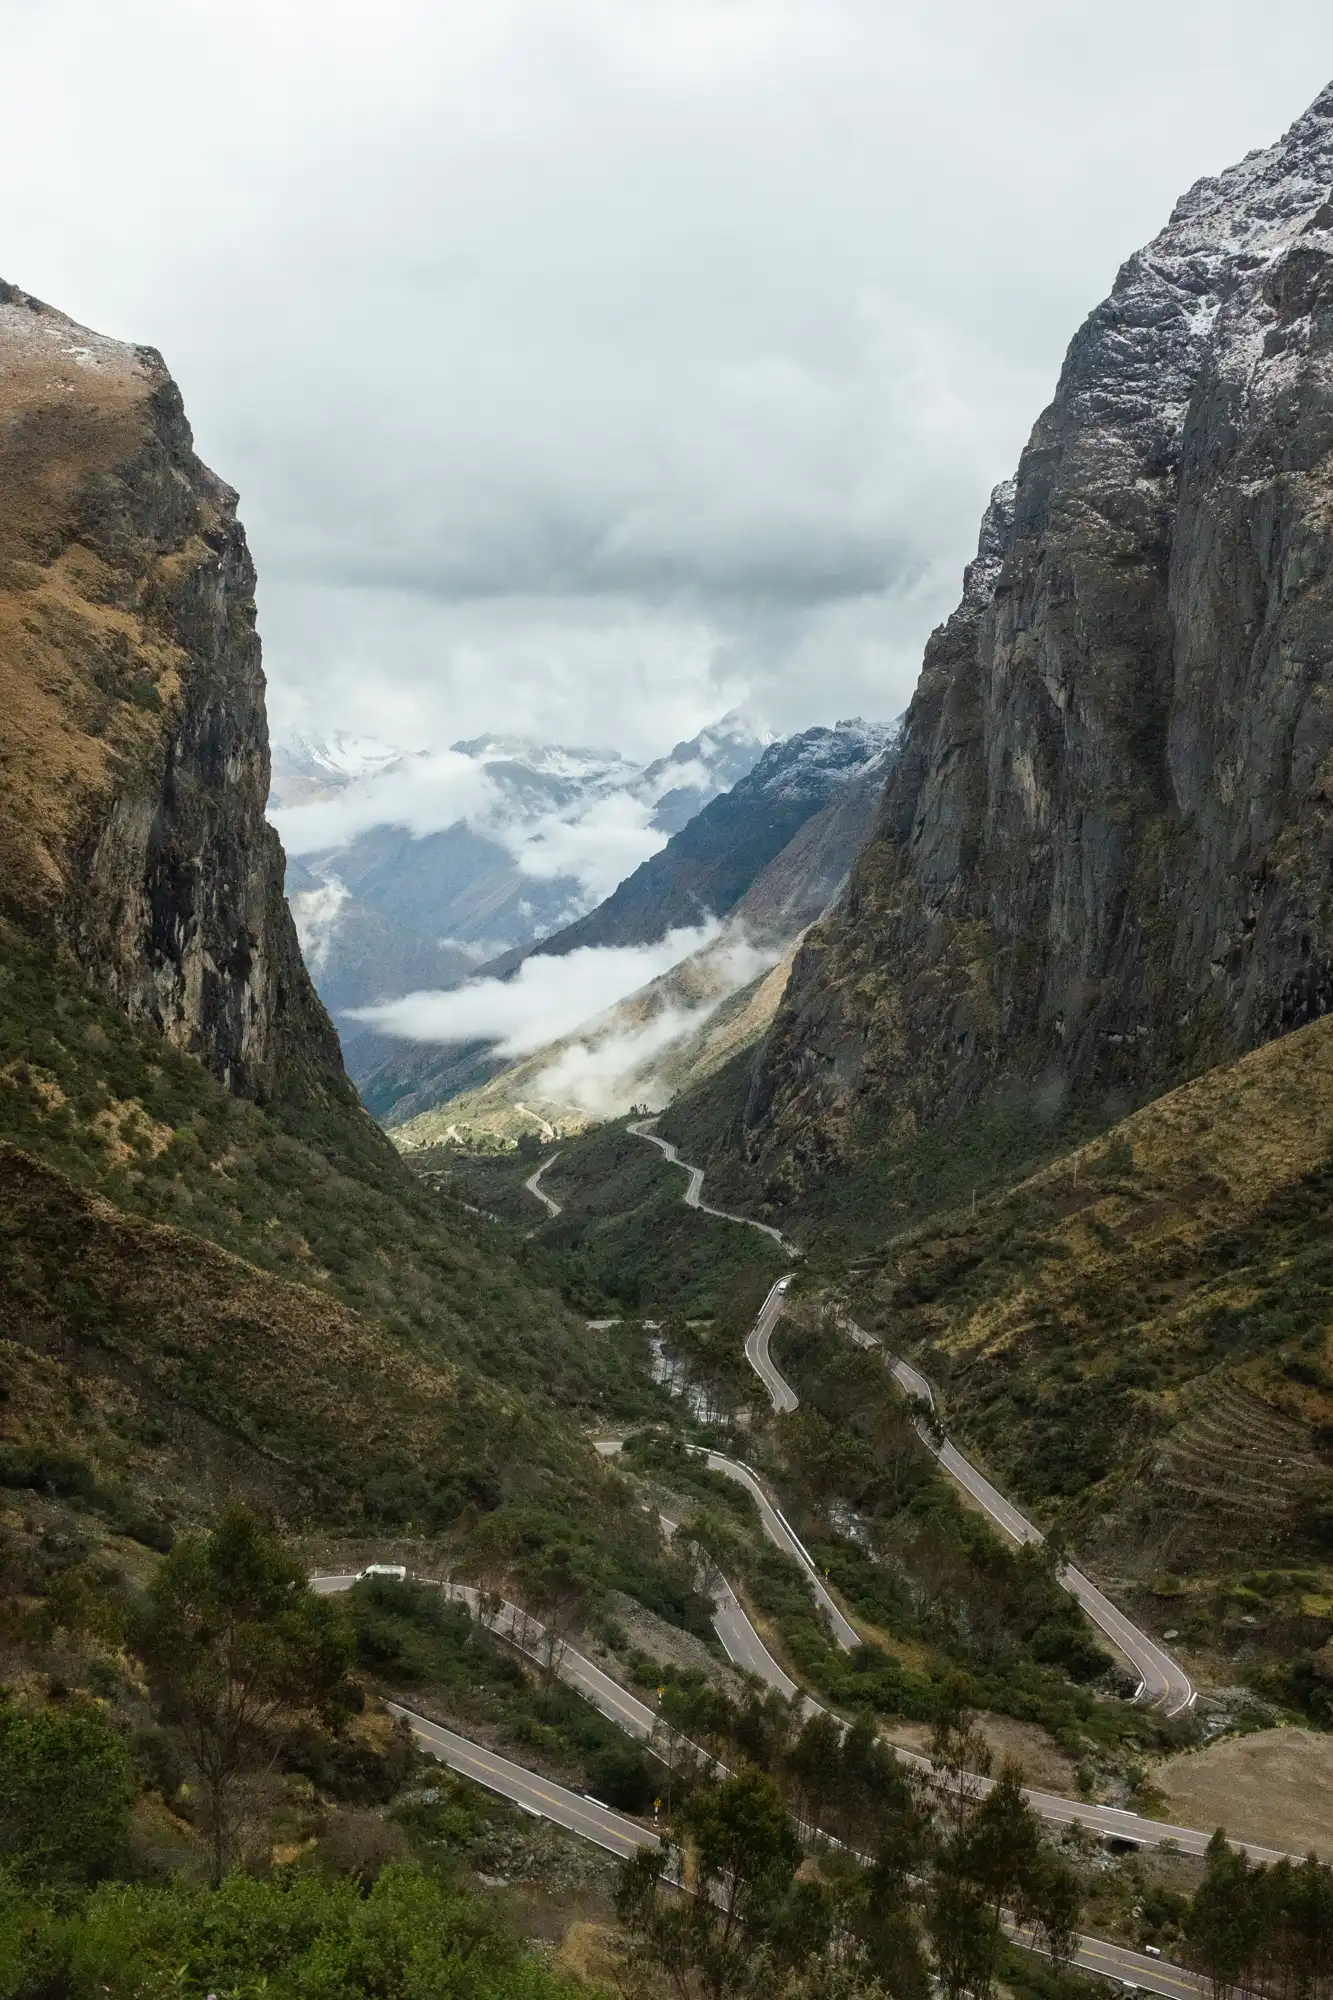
[1185,1832,1265,2000]
[962,1762,1041,1928]
[682,1768,801,1951]
[786,1709,844,1838]
[927,1691,992,1837]
[135,1504,354,1883]
[1017,1848,1083,1978]
[0,1697,132,1886]
[929,1761,1051,2000]
[616,1769,800,1999]
[927,1872,1000,2000]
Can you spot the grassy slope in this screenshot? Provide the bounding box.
[0,920,640,1412]
[659,1046,1118,1263]
[0,922,697,1612]
[485,1118,787,1318]
[838,1014,1333,1706]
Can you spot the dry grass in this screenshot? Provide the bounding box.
[859,1014,1333,1580]
[1155,1729,1333,1856]
[883,1714,1080,1796]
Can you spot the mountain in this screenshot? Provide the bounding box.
[715,81,1333,1203]
[484,719,896,971]
[0,280,341,1108]
[0,279,655,1535]
[271,715,771,1055]
[387,753,895,1145]
[360,720,897,1130]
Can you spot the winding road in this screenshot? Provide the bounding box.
[384,1704,1218,2000]
[698,1446,862,1653]
[848,1326,1196,1718]
[625,1121,1196,1720]
[745,1275,798,1411]
[311,1567,1234,1999]
[523,1152,563,1219]
[627,1119,801,1256]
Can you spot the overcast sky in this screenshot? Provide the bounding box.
[7,1,1333,760]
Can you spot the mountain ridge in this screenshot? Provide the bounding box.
[0,278,340,1108]
[359,722,896,1131]
[722,80,1333,1201]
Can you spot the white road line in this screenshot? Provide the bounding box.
[862,1336,1196,1719]
[388,1703,655,1860]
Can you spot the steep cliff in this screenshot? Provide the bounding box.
[0,284,655,1543]
[0,281,340,1104]
[740,82,1333,1194]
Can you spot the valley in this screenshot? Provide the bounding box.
[6,58,1333,2000]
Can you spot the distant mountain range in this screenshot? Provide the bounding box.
[361,719,899,1135]
[484,718,895,971]
[271,714,771,1057]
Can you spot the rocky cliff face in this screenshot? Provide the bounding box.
[741,83,1333,1191]
[0,282,341,1103]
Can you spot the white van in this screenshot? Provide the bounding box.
[358,1563,408,1581]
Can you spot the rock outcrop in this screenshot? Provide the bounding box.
[0,282,341,1102]
[739,82,1333,1191]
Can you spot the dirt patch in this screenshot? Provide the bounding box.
[884,1714,1080,1796]
[553,1917,622,1987]
[595,1591,746,1700]
[1156,1729,1333,1857]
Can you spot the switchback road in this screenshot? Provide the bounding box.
[697,1448,862,1653]
[626,1115,1198,1718]
[523,1152,563,1219]
[628,1120,800,1255]
[387,1700,1215,1997]
[745,1275,798,1411]
[843,1324,1196,1718]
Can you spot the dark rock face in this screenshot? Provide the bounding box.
[0,283,342,1103]
[742,84,1333,1188]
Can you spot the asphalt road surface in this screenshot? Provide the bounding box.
[389,1697,1211,1998]
[698,1449,862,1652]
[387,1703,658,1860]
[763,1309,1196,1720]
[523,1152,563,1219]
[628,1120,799,1254]
[629,1093,1196,1720]
[745,1276,799,1412]
[850,1327,1197,1720]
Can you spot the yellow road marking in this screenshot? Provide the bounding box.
[403,1721,650,1856]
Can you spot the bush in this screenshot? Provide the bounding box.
[37,1863,583,1999]
[0,1697,132,1887]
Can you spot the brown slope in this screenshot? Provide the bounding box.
[0,278,338,1103]
[849,1012,1333,1639]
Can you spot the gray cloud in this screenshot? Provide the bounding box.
[6,1,1333,756]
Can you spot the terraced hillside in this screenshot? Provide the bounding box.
[842,1013,1333,1714]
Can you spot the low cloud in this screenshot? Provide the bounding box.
[350,924,720,1057]
[500,790,665,900]
[531,1005,714,1119]
[272,749,502,857]
[288,877,349,972]
[526,928,784,1119]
